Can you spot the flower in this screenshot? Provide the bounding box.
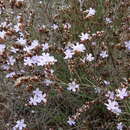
[124,40,130,50]
[7,56,16,66]
[10,47,19,53]
[13,119,26,130]
[67,118,76,126]
[105,99,122,115]
[117,122,123,130]
[43,79,53,86]
[85,53,94,62]
[63,23,71,29]
[42,42,49,51]
[24,57,33,66]
[116,88,128,100]
[67,81,79,92]
[105,91,115,100]
[29,97,38,106]
[0,44,6,55]
[84,8,96,17]
[72,42,86,52]
[0,30,6,39]
[105,17,112,24]
[64,49,74,59]
[51,24,58,30]
[6,72,16,78]
[79,32,90,41]
[103,80,110,86]
[100,51,108,58]
[16,38,27,46]
[33,88,42,96]
[29,88,47,105]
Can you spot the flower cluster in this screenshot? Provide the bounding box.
[29,88,47,106]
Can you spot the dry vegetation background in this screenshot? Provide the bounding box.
[0,0,130,130]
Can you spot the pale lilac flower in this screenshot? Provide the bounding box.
[105,17,112,23]
[116,88,128,100]
[13,119,26,130]
[24,57,33,66]
[85,53,94,62]
[79,32,90,41]
[103,80,110,86]
[91,42,96,46]
[33,88,42,96]
[100,51,108,58]
[51,24,58,30]
[105,91,115,100]
[16,38,27,46]
[84,8,96,17]
[0,44,6,55]
[117,122,123,130]
[29,97,38,106]
[29,88,47,105]
[44,79,53,86]
[64,49,74,59]
[0,30,6,39]
[6,72,16,78]
[63,23,71,29]
[67,81,79,92]
[67,118,76,126]
[105,99,122,115]
[7,56,16,65]
[124,40,130,50]
[10,47,19,53]
[42,43,49,51]
[72,42,86,52]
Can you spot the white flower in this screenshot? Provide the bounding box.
[6,72,16,78]
[44,79,53,86]
[7,56,16,66]
[124,40,130,50]
[24,57,33,66]
[105,91,115,100]
[29,97,38,106]
[31,40,39,48]
[103,80,110,86]
[33,88,42,96]
[105,99,122,115]
[116,88,128,100]
[91,42,96,46]
[67,118,76,126]
[72,42,86,52]
[24,40,39,52]
[100,51,108,58]
[0,44,6,55]
[67,81,79,92]
[85,53,94,62]
[42,43,49,51]
[14,24,20,32]
[51,24,58,30]
[64,49,74,59]
[13,119,26,130]
[84,8,96,17]
[106,91,115,100]
[38,53,57,66]
[63,23,71,29]
[117,122,123,130]
[16,38,27,46]
[0,30,6,39]
[10,47,19,53]
[29,88,47,105]
[79,32,90,41]
[105,17,112,24]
